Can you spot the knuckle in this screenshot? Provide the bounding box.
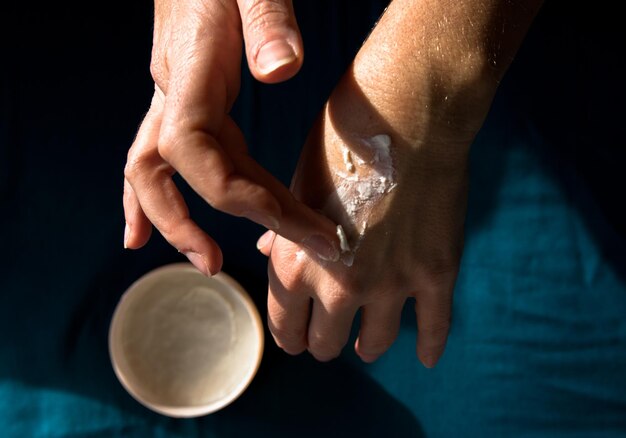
[318,275,358,306]
[419,254,460,289]
[156,127,178,162]
[149,49,168,86]
[208,190,231,212]
[157,222,177,241]
[244,0,291,37]
[123,160,138,182]
[325,292,354,312]
[157,126,233,209]
[427,254,460,276]
[272,252,307,292]
[276,269,303,294]
[124,150,147,182]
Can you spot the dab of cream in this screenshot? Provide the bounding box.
[336,225,350,252]
[336,134,397,217]
[327,134,397,267]
[342,148,355,173]
[295,250,306,262]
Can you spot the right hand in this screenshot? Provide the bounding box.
[123,0,340,275]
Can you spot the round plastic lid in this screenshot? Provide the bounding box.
[109,263,264,417]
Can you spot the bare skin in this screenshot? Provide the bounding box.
[123,0,341,276]
[258,0,543,366]
[123,0,543,367]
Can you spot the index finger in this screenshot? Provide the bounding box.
[158,34,340,261]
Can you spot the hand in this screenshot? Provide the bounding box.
[257,0,542,366]
[123,0,340,275]
[257,76,468,367]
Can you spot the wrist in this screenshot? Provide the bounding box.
[351,40,497,153]
[344,0,542,149]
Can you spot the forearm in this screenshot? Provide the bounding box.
[329,0,543,160]
[295,0,542,256]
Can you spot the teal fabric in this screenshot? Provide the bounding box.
[2,0,625,436]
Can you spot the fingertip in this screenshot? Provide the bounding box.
[414,289,453,370]
[183,252,210,277]
[206,245,224,276]
[123,178,153,249]
[416,334,447,369]
[277,200,341,262]
[253,39,302,83]
[183,246,223,277]
[256,230,276,255]
[309,351,339,362]
[416,337,447,369]
[269,329,307,357]
[175,228,223,276]
[271,332,306,356]
[418,351,442,369]
[122,219,152,250]
[354,339,381,363]
[282,346,307,356]
[358,353,380,363]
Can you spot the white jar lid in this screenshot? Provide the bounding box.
[109,263,264,417]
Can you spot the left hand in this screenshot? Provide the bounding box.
[257,81,469,366]
[256,0,541,367]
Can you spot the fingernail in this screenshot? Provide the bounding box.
[256,231,275,251]
[256,40,297,75]
[123,223,130,249]
[422,354,438,369]
[244,210,280,230]
[302,235,339,262]
[184,252,211,277]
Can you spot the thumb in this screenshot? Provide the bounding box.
[237,0,303,83]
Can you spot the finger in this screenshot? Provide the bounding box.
[237,0,303,83]
[162,112,340,262]
[414,278,455,368]
[355,298,405,363]
[123,178,152,249]
[158,31,339,261]
[307,293,358,362]
[267,257,311,355]
[125,97,223,276]
[159,115,283,227]
[220,117,340,261]
[130,166,224,276]
[256,230,276,256]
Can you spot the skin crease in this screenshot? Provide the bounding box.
[259,0,544,366]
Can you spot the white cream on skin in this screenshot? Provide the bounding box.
[342,149,355,173]
[295,249,306,262]
[327,134,397,266]
[336,225,351,252]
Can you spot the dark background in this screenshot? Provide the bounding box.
[1,1,625,436]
